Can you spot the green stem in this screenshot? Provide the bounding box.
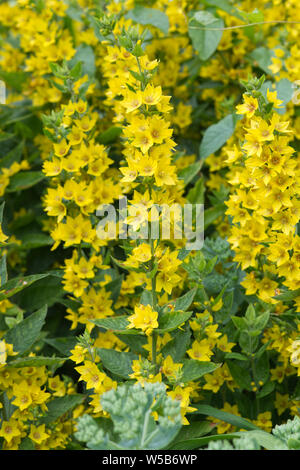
[150,238,158,371]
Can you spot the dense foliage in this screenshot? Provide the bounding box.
[0,0,299,451]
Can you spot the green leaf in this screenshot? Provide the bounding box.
[180,360,221,383]
[187,177,205,204]
[14,232,53,251]
[162,328,191,362]
[254,311,270,331]
[193,404,260,431]
[273,288,300,301]
[4,305,47,354]
[104,275,123,303]
[276,78,294,114]
[199,113,235,159]
[225,352,249,361]
[226,360,252,391]
[13,274,63,311]
[203,0,242,18]
[0,254,7,286]
[248,47,273,74]
[240,430,284,450]
[19,437,35,450]
[92,316,142,335]
[239,8,264,23]
[254,352,269,385]
[188,11,224,61]
[45,337,77,356]
[231,316,248,330]
[0,273,49,301]
[256,380,275,399]
[69,44,95,77]
[140,289,153,306]
[115,334,147,356]
[168,432,240,450]
[0,70,28,92]
[98,126,122,145]
[157,311,193,333]
[245,303,256,323]
[0,132,14,143]
[97,348,138,379]
[111,256,140,273]
[8,356,66,368]
[204,204,225,230]
[0,141,23,168]
[178,160,203,185]
[168,420,215,449]
[40,395,85,425]
[167,288,197,312]
[7,171,45,192]
[125,6,169,34]
[0,201,4,225]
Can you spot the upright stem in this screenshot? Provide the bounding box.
[150,237,158,371]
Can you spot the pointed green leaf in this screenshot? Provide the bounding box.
[0,273,50,301]
[189,11,224,61]
[92,316,142,335]
[40,394,85,425]
[181,360,221,383]
[157,311,193,333]
[199,113,235,159]
[193,404,260,430]
[97,348,138,379]
[4,305,47,354]
[8,356,66,368]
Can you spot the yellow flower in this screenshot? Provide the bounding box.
[0,419,22,443]
[29,424,49,445]
[142,83,162,106]
[127,304,158,336]
[236,94,258,118]
[122,89,143,113]
[267,89,283,109]
[187,339,214,361]
[53,139,70,157]
[132,243,152,263]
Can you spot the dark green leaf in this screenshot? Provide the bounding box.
[4,305,47,354]
[8,356,66,368]
[204,204,225,230]
[199,114,235,159]
[178,160,203,185]
[40,395,85,425]
[45,337,77,356]
[227,360,252,391]
[98,126,122,145]
[92,316,142,335]
[0,273,50,301]
[7,171,45,192]
[157,311,193,333]
[193,404,260,430]
[181,360,221,382]
[97,348,138,379]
